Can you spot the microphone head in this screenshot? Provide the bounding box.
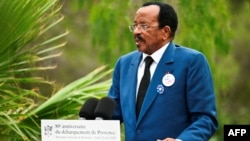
[94,96,116,120]
[79,98,99,119]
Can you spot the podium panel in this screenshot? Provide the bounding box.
[41,119,120,141]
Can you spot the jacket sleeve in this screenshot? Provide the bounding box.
[108,58,123,122]
[177,53,218,140]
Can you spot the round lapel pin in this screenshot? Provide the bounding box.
[156,84,164,94]
[162,73,175,87]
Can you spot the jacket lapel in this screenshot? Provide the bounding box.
[137,42,176,124]
[123,53,142,123]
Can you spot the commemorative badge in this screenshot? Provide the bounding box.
[162,73,175,87]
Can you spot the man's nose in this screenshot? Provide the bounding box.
[133,26,142,34]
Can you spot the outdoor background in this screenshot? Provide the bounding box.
[0,0,249,140]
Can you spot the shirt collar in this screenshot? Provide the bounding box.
[141,42,170,65]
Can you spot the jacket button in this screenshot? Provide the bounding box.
[136,130,141,134]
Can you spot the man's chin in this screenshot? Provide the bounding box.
[136,45,141,50]
[137,46,145,53]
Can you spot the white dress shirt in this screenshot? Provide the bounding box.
[136,42,169,98]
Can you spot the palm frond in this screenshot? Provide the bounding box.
[0,0,113,140]
[30,66,112,117]
[0,0,68,140]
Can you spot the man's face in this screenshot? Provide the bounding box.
[133,5,166,55]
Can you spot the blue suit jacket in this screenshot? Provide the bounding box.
[108,42,218,141]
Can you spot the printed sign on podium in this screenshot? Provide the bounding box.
[41,120,120,141]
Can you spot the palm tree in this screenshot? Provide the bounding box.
[0,0,112,140]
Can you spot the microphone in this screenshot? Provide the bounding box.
[94,96,116,120]
[79,98,99,120]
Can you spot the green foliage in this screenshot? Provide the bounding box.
[0,0,66,83]
[176,0,234,73]
[0,0,66,140]
[88,0,136,64]
[219,0,250,133]
[24,66,112,140]
[0,0,114,140]
[29,66,112,120]
[177,0,232,53]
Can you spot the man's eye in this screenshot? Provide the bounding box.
[142,25,147,29]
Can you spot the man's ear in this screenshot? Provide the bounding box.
[162,26,171,41]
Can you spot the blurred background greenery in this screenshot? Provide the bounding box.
[0,0,249,140]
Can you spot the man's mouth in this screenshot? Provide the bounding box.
[135,36,143,46]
